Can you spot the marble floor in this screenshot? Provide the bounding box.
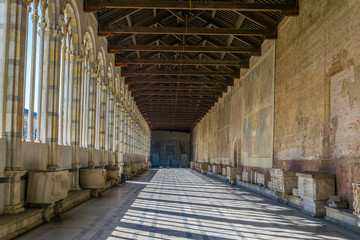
[17,169,359,240]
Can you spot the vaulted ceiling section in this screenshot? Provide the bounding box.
[84,0,298,132]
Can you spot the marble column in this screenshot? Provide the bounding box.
[35,1,46,142]
[108,92,115,165]
[87,69,97,168]
[1,0,29,214]
[63,48,71,145]
[58,21,68,145]
[70,53,83,190]
[99,82,107,167]
[26,0,39,142]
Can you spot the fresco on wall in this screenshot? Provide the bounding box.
[243,106,272,158]
[330,65,360,158]
[244,53,274,115]
[242,46,274,168]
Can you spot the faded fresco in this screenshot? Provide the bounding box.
[244,49,274,116]
[330,65,360,158]
[241,46,274,168]
[243,106,273,157]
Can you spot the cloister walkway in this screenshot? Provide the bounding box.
[18,169,359,240]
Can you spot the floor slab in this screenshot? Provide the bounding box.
[17,169,360,240]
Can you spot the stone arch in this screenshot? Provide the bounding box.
[83,31,95,69]
[63,2,81,53]
[97,50,106,84]
[114,73,120,97]
[232,137,241,167]
[107,63,114,93]
[46,0,61,29]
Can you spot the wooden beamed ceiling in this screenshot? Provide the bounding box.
[89,0,298,131]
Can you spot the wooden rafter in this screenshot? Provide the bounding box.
[109,44,260,55]
[85,0,298,14]
[99,26,277,38]
[116,57,249,67]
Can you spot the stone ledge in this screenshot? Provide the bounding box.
[56,190,91,216]
[236,180,278,200]
[325,207,360,233]
[102,181,113,192]
[0,209,44,240]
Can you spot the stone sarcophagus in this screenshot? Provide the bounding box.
[212,165,222,174]
[226,167,243,184]
[256,173,270,187]
[190,162,196,169]
[200,162,209,173]
[269,168,298,194]
[242,171,250,182]
[296,172,336,217]
[80,168,107,189]
[107,167,119,180]
[27,170,69,204]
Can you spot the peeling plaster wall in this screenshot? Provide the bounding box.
[192,41,275,169]
[274,0,360,206]
[151,131,190,168]
[192,0,360,207]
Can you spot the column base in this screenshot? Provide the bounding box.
[3,170,27,215]
[3,203,25,215]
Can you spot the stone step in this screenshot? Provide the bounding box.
[0,209,43,240]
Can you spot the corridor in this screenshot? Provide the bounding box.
[18,169,359,240]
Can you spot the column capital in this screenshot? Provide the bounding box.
[31,10,39,23]
[38,21,46,30]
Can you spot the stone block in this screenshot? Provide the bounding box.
[200,162,208,171]
[250,171,256,184]
[80,169,107,189]
[27,170,69,205]
[106,167,120,181]
[302,198,328,217]
[212,165,222,174]
[296,172,336,217]
[190,162,195,169]
[288,195,303,209]
[222,167,226,176]
[242,171,249,182]
[269,168,298,194]
[296,172,336,201]
[325,207,360,230]
[353,183,360,216]
[256,173,270,187]
[226,167,242,184]
[327,196,349,209]
[292,188,300,197]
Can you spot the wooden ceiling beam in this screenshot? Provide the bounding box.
[85,1,298,14]
[109,44,260,55]
[131,85,226,90]
[122,70,239,78]
[116,57,249,67]
[136,97,218,102]
[135,91,222,97]
[98,26,276,38]
[126,78,232,85]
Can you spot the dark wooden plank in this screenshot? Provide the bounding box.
[85,0,297,13]
[116,57,249,67]
[109,44,260,55]
[122,70,239,78]
[99,26,276,37]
